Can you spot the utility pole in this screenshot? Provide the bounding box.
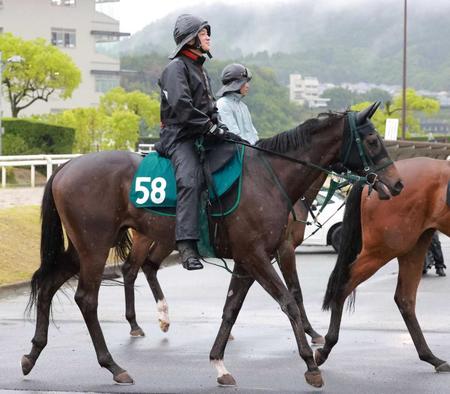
[401,0,407,140]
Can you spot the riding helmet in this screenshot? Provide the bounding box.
[169,14,211,59]
[216,63,253,97]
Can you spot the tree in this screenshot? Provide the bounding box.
[99,87,160,137]
[38,88,159,152]
[0,33,81,117]
[352,88,440,137]
[321,87,357,110]
[322,87,392,111]
[44,108,108,153]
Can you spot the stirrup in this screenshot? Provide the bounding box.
[182,256,204,271]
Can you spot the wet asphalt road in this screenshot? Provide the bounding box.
[0,243,450,394]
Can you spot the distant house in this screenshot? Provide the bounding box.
[289,74,330,108]
[0,0,129,116]
[420,120,450,135]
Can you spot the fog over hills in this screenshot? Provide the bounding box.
[117,0,450,90]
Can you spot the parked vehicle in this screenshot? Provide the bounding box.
[301,189,345,252]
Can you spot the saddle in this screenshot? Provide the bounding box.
[129,142,244,214]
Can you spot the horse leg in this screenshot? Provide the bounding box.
[22,246,79,375]
[277,240,324,345]
[121,236,154,337]
[245,257,323,388]
[210,264,254,386]
[315,253,386,366]
[75,252,133,384]
[395,237,450,372]
[140,243,173,333]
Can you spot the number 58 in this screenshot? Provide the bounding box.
[135,177,167,204]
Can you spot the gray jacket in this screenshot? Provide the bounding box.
[217,93,259,144]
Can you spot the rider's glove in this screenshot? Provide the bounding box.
[207,123,228,139]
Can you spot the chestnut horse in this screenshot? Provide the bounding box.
[315,157,450,374]
[121,172,328,345]
[23,104,402,388]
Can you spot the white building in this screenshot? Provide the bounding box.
[289,74,330,108]
[0,0,128,116]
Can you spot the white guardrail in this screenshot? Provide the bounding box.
[0,154,81,188]
[0,146,155,188]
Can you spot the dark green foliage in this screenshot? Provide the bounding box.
[121,54,305,137]
[2,118,75,155]
[323,87,392,111]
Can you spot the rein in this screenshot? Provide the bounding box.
[223,111,389,187]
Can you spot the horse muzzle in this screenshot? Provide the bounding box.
[372,162,404,200]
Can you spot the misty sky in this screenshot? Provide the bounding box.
[98,0,383,35]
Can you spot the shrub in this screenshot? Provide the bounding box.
[2,118,75,155]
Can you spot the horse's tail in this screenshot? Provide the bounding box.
[114,228,132,263]
[322,182,364,311]
[27,165,67,313]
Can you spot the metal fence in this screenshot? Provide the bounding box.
[0,154,81,188]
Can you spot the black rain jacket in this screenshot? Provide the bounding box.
[156,53,219,155]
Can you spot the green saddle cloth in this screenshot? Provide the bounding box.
[130,146,244,209]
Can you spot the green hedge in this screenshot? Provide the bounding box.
[2,118,75,155]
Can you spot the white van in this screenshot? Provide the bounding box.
[301,189,346,252]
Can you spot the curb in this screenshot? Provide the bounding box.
[0,253,180,299]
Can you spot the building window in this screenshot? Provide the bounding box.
[51,0,76,6]
[95,74,120,93]
[51,28,76,48]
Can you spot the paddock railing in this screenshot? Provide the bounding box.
[0,154,81,188]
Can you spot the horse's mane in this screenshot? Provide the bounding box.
[256,112,345,153]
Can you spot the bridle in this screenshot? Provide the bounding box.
[339,111,393,186]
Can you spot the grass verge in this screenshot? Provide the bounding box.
[0,205,40,286]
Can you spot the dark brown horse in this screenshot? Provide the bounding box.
[315,157,450,374]
[23,104,403,388]
[121,173,328,345]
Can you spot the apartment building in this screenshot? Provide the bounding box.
[0,0,128,116]
[289,74,330,109]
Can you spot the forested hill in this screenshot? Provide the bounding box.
[118,0,450,91]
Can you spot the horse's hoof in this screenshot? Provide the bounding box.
[304,370,324,388]
[217,373,236,386]
[436,362,450,373]
[130,328,145,337]
[159,319,170,333]
[228,333,235,341]
[21,355,35,376]
[314,348,327,366]
[114,371,134,385]
[311,336,325,346]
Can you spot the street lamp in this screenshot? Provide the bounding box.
[0,51,25,155]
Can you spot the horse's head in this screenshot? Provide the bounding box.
[340,102,403,199]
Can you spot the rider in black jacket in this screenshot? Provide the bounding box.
[156,14,228,271]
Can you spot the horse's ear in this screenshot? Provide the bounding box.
[357,101,381,124]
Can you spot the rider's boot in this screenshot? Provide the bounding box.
[177,240,203,271]
[436,267,446,277]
